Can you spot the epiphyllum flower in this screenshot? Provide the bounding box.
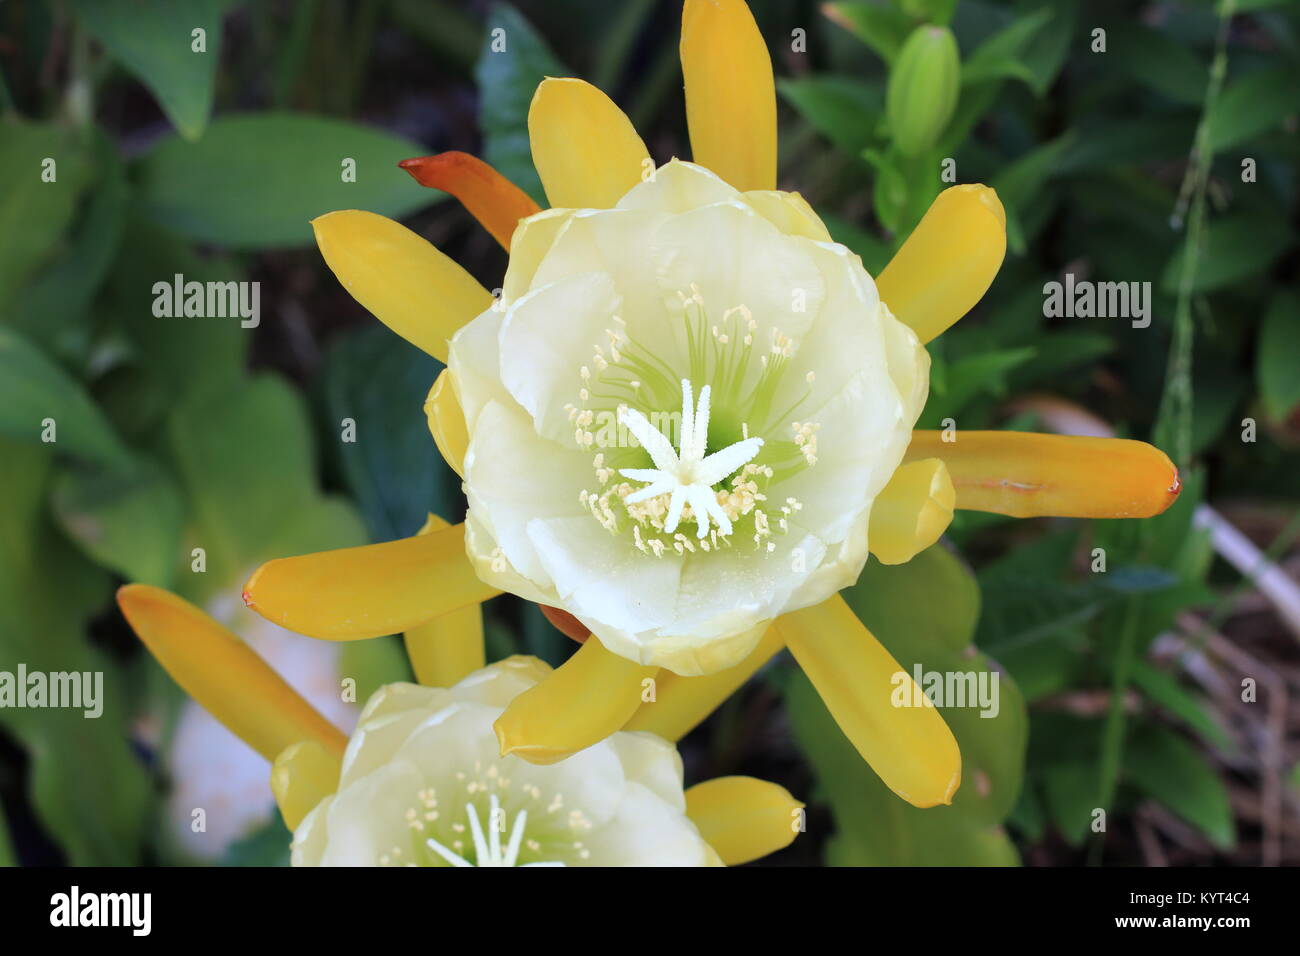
[116,583,802,867]
[242,0,1179,809]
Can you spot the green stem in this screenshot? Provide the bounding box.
[1153,0,1236,470]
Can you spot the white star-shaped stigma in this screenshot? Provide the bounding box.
[618,379,764,539]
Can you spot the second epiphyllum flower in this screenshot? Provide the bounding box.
[295,658,726,866]
[117,585,802,867]
[242,0,1180,810]
[448,159,928,677]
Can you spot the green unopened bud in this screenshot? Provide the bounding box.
[886,25,960,157]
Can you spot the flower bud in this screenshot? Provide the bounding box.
[886,25,961,157]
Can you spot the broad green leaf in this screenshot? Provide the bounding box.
[785,670,1020,865]
[51,457,185,587]
[105,218,249,409]
[70,0,227,140]
[137,113,437,248]
[0,328,133,469]
[0,121,93,308]
[167,374,359,596]
[474,4,568,206]
[0,440,150,865]
[1125,723,1235,849]
[318,324,463,541]
[1206,67,1299,152]
[846,544,979,655]
[1257,291,1300,420]
[777,76,883,156]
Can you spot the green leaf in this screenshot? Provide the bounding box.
[69,0,227,140]
[786,670,1020,865]
[991,132,1075,214]
[1257,291,1300,420]
[8,131,128,359]
[924,346,1036,419]
[1125,723,1235,849]
[1206,67,1300,152]
[1130,661,1230,749]
[0,120,93,308]
[1017,0,1078,95]
[0,440,151,865]
[777,76,883,156]
[50,457,185,587]
[318,324,463,541]
[105,218,249,407]
[474,4,568,206]
[1161,212,1290,294]
[137,113,437,248]
[821,2,915,64]
[168,374,366,599]
[1111,23,1208,106]
[0,328,133,469]
[960,6,1055,91]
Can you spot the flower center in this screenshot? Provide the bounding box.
[617,378,764,539]
[567,286,818,556]
[379,761,594,867]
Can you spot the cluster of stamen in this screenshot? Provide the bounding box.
[377,759,593,867]
[567,286,820,556]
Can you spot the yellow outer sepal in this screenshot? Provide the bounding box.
[904,430,1181,518]
[776,594,961,808]
[271,740,342,830]
[243,522,499,641]
[868,458,955,565]
[312,210,493,362]
[117,585,346,761]
[877,185,1006,343]
[403,514,485,687]
[624,626,784,741]
[493,635,657,765]
[681,0,777,192]
[424,368,468,479]
[685,776,803,865]
[528,78,651,209]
